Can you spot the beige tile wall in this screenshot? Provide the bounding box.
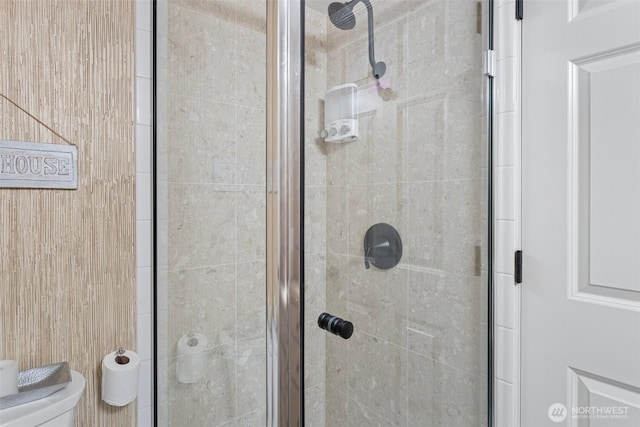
[157,2,330,426]
[321,0,488,425]
[156,0,268,425]
[304,7,329,426]
[156,0,487,425]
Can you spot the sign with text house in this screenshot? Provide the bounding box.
[0,140,78,189]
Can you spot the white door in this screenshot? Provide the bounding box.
[522,0,640,425]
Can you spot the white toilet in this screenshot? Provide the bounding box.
[0,370,85,427]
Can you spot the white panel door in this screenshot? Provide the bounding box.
[522,0,640,425]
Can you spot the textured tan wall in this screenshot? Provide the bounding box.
[0,1,136,426]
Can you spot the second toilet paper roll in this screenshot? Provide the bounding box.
[101,349,140,407]
[176,333,208,384]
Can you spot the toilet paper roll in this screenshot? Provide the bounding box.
[101,349,140,407]
[176,333,208,384]
[0,360,18,397]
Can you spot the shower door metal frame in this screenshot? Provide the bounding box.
[486,1,495,426]
[265,1,495,426]
[266,0,305,426]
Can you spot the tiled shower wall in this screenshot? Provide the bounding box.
[156,0,268,425]
[153,0,492,425]
[320,0,489,425]
[303,7,329,425]
[155,1,328,425]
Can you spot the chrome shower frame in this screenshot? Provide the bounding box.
[266,0,304,426]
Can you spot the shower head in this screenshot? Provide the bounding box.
[328,2,356,30]
[327,0,386,79]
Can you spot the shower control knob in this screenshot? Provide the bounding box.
[339,125,351,135]
[329,127,338,137]
[318,312,353,340]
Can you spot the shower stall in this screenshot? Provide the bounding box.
[154,0,492,425]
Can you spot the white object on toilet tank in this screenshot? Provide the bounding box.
[0,361,18,398]
[0,370,85,427]
[322,83,358,143]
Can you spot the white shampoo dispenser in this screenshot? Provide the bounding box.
[322,83,358,143]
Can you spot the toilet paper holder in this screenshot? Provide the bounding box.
[115,348,129,365]
[101,347,140,407]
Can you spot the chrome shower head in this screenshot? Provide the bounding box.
[328,2,356,30]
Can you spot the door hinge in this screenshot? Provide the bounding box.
[515,250,523,284]
[483,49,495,77]
[516,0,523,20]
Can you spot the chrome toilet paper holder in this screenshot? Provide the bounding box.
[114,348,129,365]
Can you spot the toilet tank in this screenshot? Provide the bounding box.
[0,371,85,427]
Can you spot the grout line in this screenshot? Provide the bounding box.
[163,259,266,274]
[171,93,265,112]
[233,4,239,422]
[162,181,265,190]
[405,177,410,425]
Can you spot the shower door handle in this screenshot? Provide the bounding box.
[317,312,354,339]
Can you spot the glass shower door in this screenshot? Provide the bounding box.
[155,0,489,424]
[302,0,489,425]
[155,0,268,425]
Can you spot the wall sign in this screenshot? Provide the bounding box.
[0,140,78,189]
